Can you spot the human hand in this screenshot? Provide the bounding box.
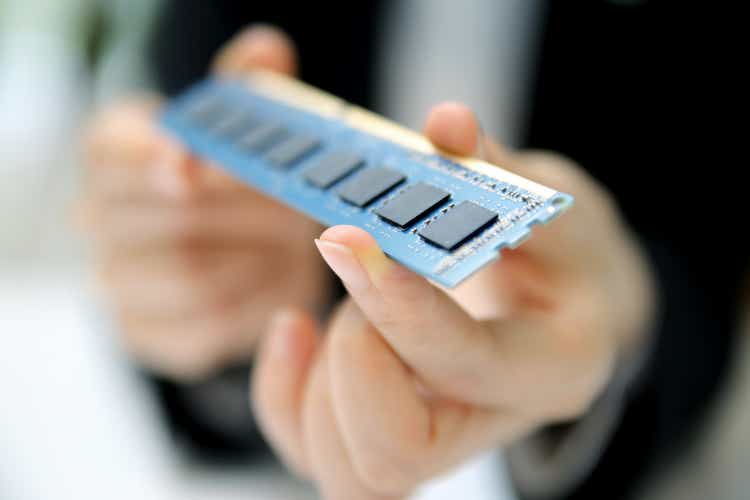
[81,26,329,380]
[253,102,655,499]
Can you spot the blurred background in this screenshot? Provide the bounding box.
[1,1,748,499]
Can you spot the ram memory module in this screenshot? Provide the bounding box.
[160,71,573,288]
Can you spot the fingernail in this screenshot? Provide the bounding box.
[314,238,371,293]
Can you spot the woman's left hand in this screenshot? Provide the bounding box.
[252,101,655,500]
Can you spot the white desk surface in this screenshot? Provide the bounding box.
[0,273,513,500]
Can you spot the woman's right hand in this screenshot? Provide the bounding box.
[80,26,330,380]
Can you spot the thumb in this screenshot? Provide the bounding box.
[212,24,298,77]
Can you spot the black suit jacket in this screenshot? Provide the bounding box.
[146,1,745,498]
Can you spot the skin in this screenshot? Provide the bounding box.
[83,24,656,499]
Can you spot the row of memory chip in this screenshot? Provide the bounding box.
[188,94,499,251]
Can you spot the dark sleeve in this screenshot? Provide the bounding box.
[574,241,738,499]
[147,365,268,461]
[513,2,745,498]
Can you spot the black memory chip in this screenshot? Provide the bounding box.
[376,183,450,228]
[265,134,321,168]
[212,110,258,138]
[338,167,406,207]
[304,152,365,188]
[187,97,225,122]
[238,122,288,152]
[419,201,498,250]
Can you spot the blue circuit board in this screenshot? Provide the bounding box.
[160,76,573,288]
